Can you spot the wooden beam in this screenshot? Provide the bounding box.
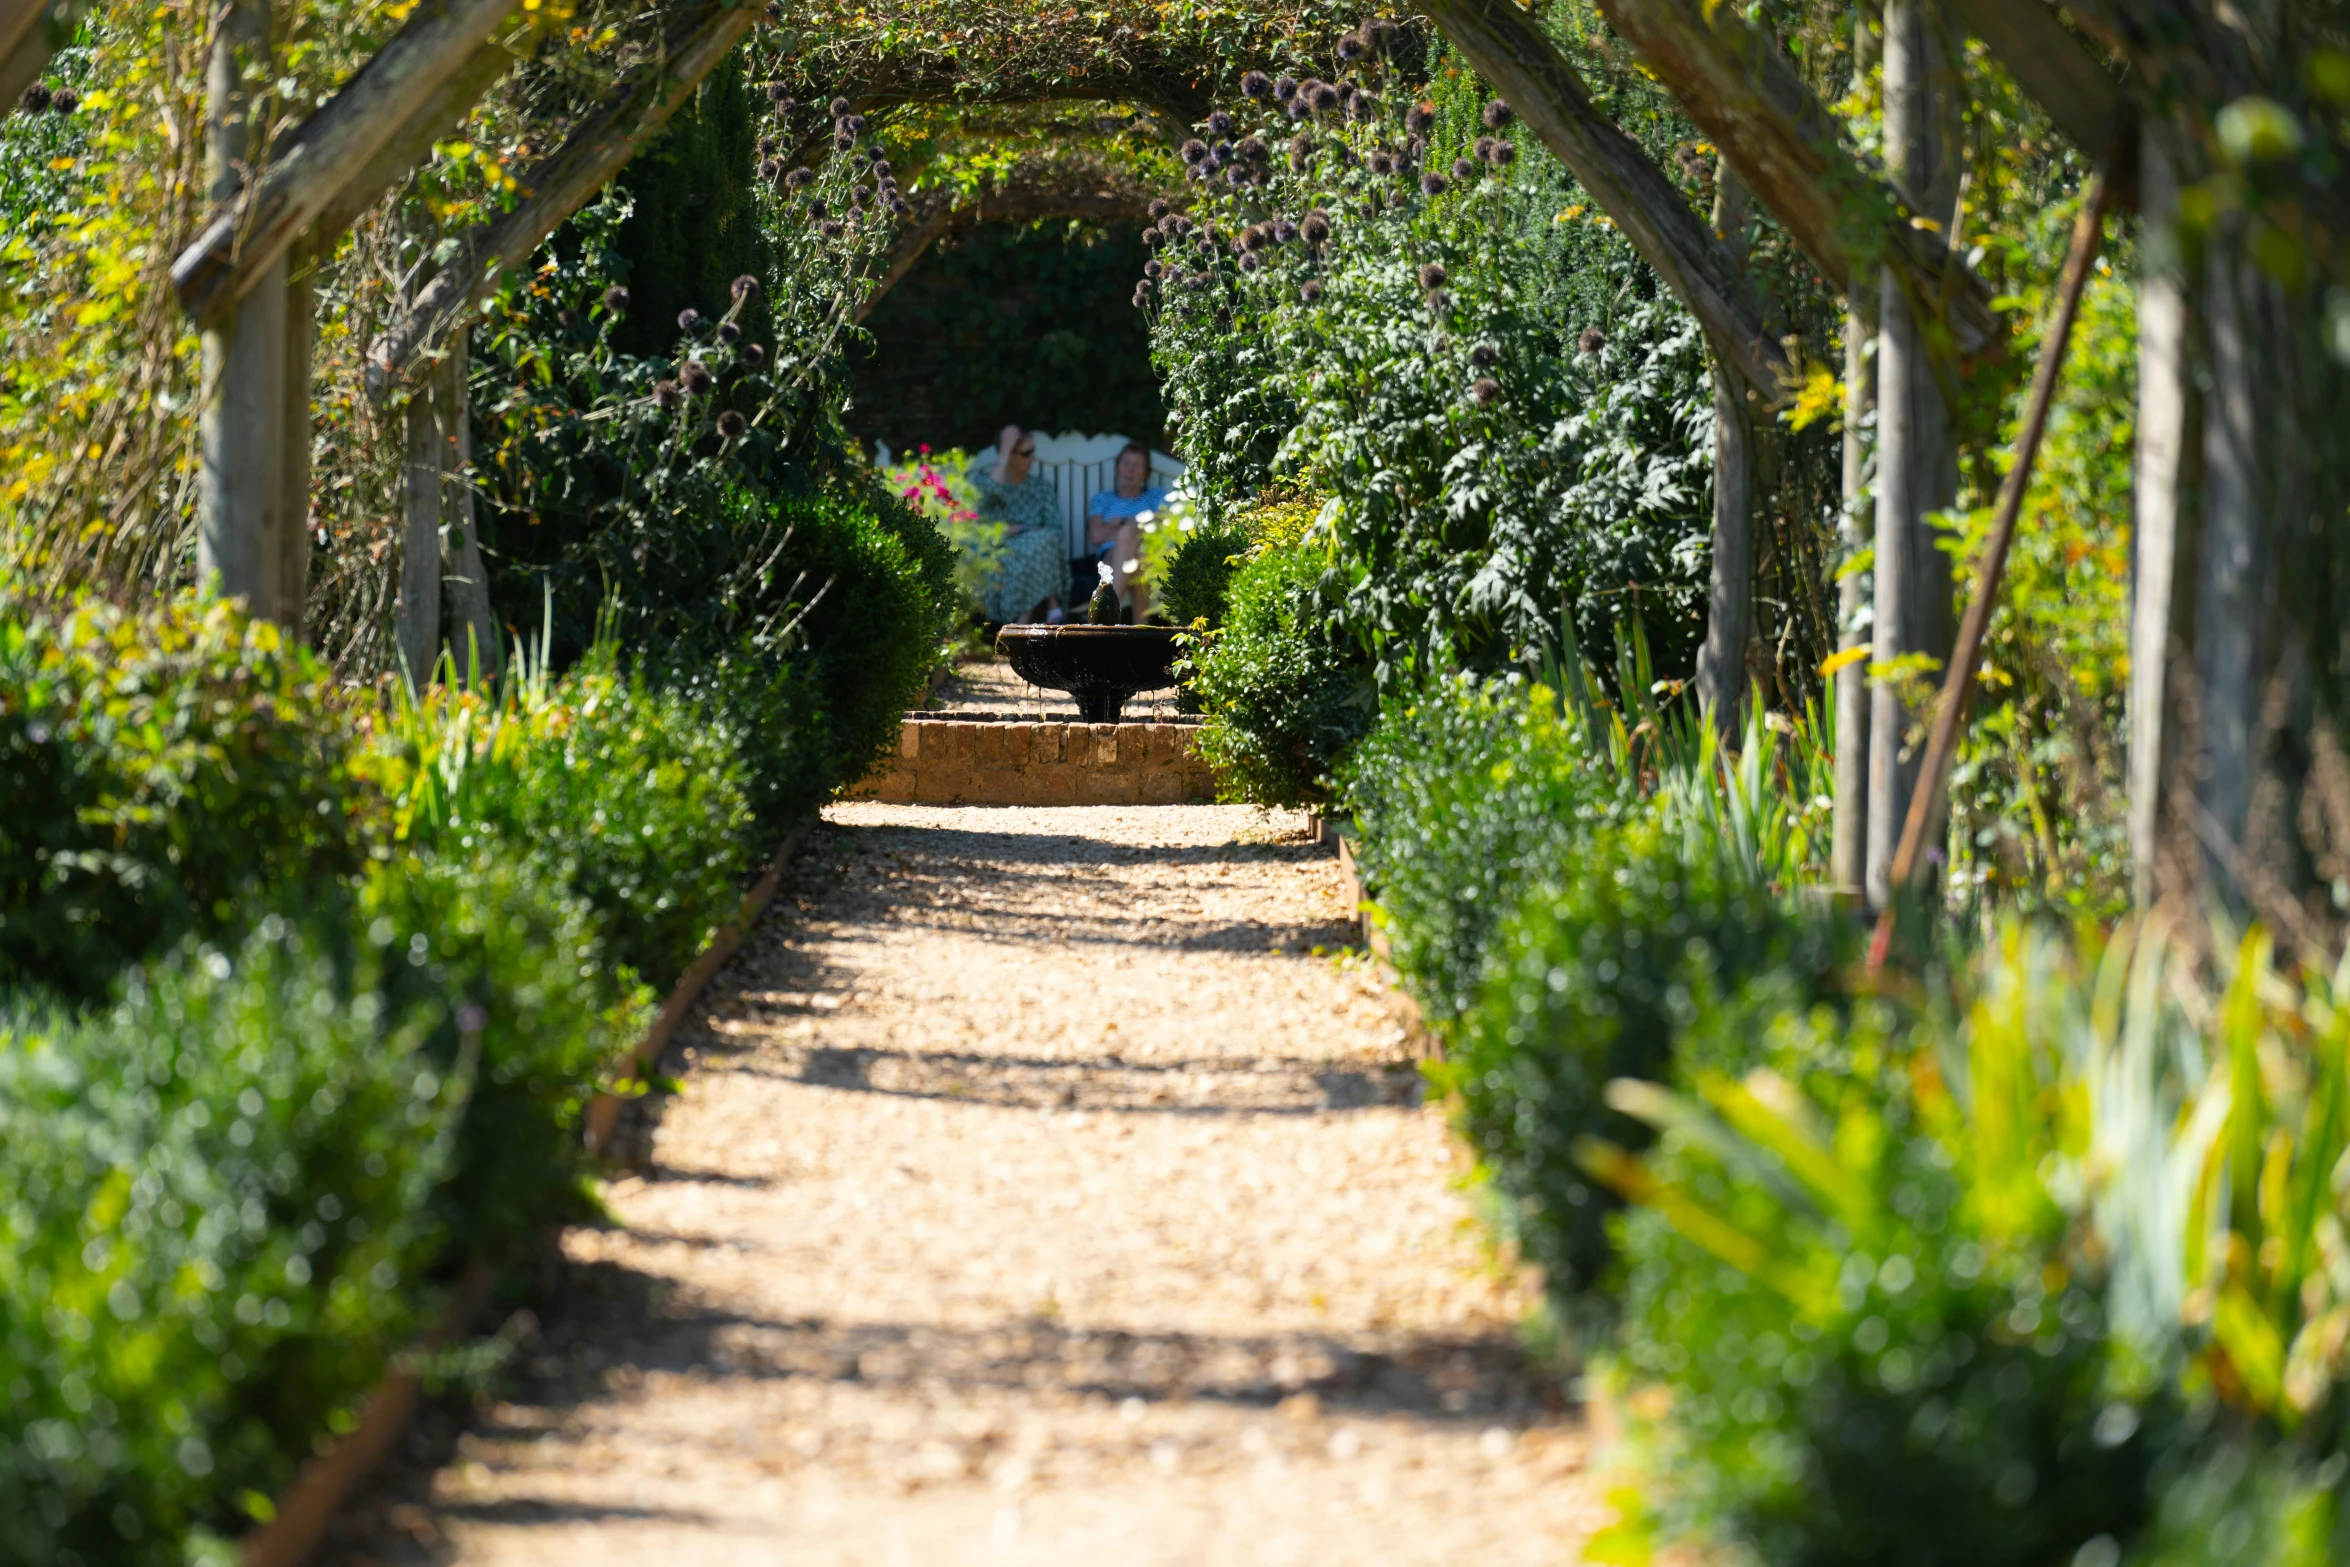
[1943,0,2121,154]
[1693,166,1756,718]
[1594,0,2004,362]
[277,253,316,631]
[437,334,501,684]
[308,30,530,247]
[172,0,522,326]
[1418,0,1795,402]
[397,379,442,683]
[370,0,758,390]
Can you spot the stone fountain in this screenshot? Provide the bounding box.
[994,574,1183,723]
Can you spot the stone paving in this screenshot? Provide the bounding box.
[330,803,1602,1566]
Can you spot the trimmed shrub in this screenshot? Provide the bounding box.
[0,923,449,1566]
[1445,809,1854,1304]
[1341,673,1626,1027]
[1156,514,1250,630]
[1187,543,1375,806]
[0,596,375,1005]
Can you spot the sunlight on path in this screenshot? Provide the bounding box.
[352,804,1601,1565]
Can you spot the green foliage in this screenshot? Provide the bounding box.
[851,219,1167,450]
[765,484,958,788]
[380,636,754,992]
[0,594,376,1005]
[2125,1440,2348,1567]
[0,922,449,1566]
[607,60,773,363]
[1604,997,2164,1567]
[1449,808,1854,1307]
[1186,540,1375,806]
[1145,52,1716,685]
[1155,513,1249,629]
[1341,672,1627,1026]
[355,848,647,1262]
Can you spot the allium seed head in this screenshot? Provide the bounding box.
[683,360,715,393]
[718,410,747,438]
[1274,75,1299,102]
[1470,377,1500,406]
[719,321,742,343]
[829,96,850,116]
[1148,197,1171,220]
[1482,99,1515,129]
[1473,136,1497,162]
[601,286,630,312]
[1420,172,1448,195]
[1425,288,1451,312]
[49,87,77,114]
[1309,81,1340,112]
[1453,157,1476,181]
[1144,259,1163,279]
[1470,342,1499,367]
[1578,326,1606,355]
[742,344,765,367]
[1238,252,1260,273]
[819,218,844,238]
[1288,134,1314,171]
[654,379,682,409]
[1273,217,1297,243]
[1493,139,1516,165]
[1417,262,1447,291]
[1181,137,1209,165]
[20,83,51,112]
[1335,30,1367,61]
[1241,70,1272,100]
[1207,109,1234,137]
[1300,209,1331,244]
[786,165,814,189]
[677,308,703,331]
[1406,101,1436,136]
[1300,279,1324,303]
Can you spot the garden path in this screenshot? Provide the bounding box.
[337,803,1602,1566]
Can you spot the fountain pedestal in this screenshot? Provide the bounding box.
[995,624,1183,724]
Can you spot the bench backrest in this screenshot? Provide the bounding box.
[1026,433,1187,558]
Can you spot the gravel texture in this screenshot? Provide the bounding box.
[331,803,1601,1565]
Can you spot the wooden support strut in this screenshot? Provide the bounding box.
[1417,0,1795,402]
[369,0,759,394]
[1593,0,2004,364]
[171,0,523,327]
[1869,156,2116,958]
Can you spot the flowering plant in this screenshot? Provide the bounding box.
[883,445,1002,617]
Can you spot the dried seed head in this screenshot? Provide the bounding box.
[785,166,815,189]
[1470,377,1500,406]
[1181,137,1210,165]
[1578,326,1606,355]
[717,410,747,438]
[654,379,682,409]
[733,273,760,301]
[1241,70,1272,100]
[601,286,630,313]
[719,320,742,343]
[741,344,765,368]
[1273,75,1299,102]
[1470,341,1499,367]
[1300,209,1331,244]
[683,360,715,393]
[1148,197,1171,220]
[1420,171,1448,196]
[1406,101,1436,136]
[1207,109,1234,138]
[1308,81,1340,112]
[829,96,850,116]
[1482,99,1514,129]
[1453,156,1476,182]
[677,308,703,332]
[1417,261,1447,291]
[1300,279,1324,303]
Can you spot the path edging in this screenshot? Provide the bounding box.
[237,822,812,1567]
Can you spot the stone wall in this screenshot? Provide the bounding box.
[848,719,1217,806]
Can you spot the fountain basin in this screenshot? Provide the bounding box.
[996,623,1183,724]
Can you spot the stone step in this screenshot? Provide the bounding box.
[847,717,1217,805]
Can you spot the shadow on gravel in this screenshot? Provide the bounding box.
[709,1041,1424,1115]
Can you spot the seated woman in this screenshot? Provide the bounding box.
[1085,442,1169,620]
[966,424,1068,625]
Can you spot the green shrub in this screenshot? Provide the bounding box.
[772,486,953,789]
[357,847,648,1262]
[1187,543,1375,806]
[0,595,375,1005]
[0,923,450,1566]
[648,641,833,845]
[386,648,754,992]
[1444,809,1854,1306]
[1598,947,2165,1567]
[2125,1439,2347,1567]
[1157,515,1250,630]
[1341,673,1627,1027]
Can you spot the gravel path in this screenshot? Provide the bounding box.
[338,803,1600,1566]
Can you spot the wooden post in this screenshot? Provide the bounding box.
[2126,123,2199,902]
[1864,0,1960,908]
[196,0,283,611]
[276,249,315,632]
[397,381,442,684]
[1693,165,1755,721]
[1830,4,1880,897]
[436,334,501,684]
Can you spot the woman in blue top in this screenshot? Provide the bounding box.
[1086,443,1168,620]
[967,424,1068,624]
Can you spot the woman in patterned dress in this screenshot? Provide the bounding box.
[967,425,1068,624]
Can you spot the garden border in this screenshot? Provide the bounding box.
[235,822,813,1567]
